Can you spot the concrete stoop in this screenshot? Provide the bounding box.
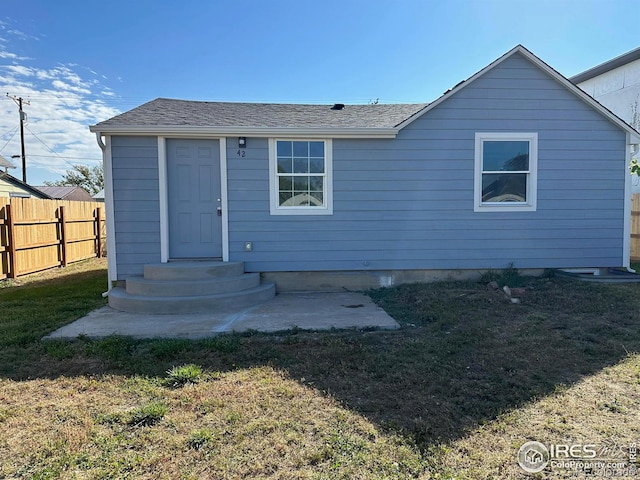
[108,261,276,314]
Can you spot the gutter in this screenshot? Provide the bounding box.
[88,125,399,139]
[95,132,118,296]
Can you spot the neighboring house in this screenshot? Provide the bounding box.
[0,154,15,173]
[90,45,640,311]
[571,46,640,192]
[35,185,95,202]
[0,172,51,199]
[93,189,105,202]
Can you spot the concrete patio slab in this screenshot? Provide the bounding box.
[45,292,399,340]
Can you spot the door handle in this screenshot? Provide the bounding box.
[217,207,222,217]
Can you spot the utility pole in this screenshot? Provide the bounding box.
[7,94,30,183]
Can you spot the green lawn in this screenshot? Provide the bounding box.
[1,260,639,479]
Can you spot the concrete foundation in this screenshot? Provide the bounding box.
[261,268,547,293]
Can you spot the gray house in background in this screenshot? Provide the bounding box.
[90,45,640,313]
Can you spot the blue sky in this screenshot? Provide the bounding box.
[0,0,638,186]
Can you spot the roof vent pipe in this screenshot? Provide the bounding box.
[331,103,345,110]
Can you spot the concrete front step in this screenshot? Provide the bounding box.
[125,273,261,297]
[109,282,276,315]
[144,261,245,281]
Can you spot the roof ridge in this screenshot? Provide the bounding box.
[153,97,428,107]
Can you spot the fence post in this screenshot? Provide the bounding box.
[59,206,67,267]
[6,203,17,278]
[95,207,101,258]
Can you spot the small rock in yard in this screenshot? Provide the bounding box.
[510,297,521,304]
[487,281,499,290]
[503,285,511,296]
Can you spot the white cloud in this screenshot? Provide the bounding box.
[3,64,35,76]
[0,32,120,184]
[0,51,30,60]
[51,79,92,94]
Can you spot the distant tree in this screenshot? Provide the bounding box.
[44,164,103,195]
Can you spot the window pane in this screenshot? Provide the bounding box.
[279,191,293,205]
[293,177,309,191]
[293,158,309,173]
[309,191,323,205]
[309,141,324,157]
[279,176,293,190]
[277,141,292,157]
[482,173,527,202]
[277,158,293,173]
[309,176,323,191]
[293,141,308,157]
[309,158,324,173]
[483,141,529,171]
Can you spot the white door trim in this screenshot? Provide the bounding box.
[158,137,228,262]
[158,136,169,262]
[219,137,229,261]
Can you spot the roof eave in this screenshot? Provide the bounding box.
[519,46,640,144]
[89,125,399,139]
[0,173,52,199]
[570,46,640,84]
[395,45,640,144]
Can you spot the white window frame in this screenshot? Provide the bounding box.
[268,138,333,215]
[474,132,538,212]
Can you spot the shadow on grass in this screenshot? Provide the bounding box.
[2,269,640,452]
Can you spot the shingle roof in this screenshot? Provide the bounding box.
[0,154,15,170]
[90,45,640,143]
[94,98,429,129]
[0,173,51,199]
[35,186,94,201]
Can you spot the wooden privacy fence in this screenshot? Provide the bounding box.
[0,197,106,279]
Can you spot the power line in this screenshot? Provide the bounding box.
[0,126,19,154]
[0,125,20,139]
[24,124,79,170]
[4,92,146,103]
[28,154,101,162]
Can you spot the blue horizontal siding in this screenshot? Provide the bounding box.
[111,136,160,278]
[227,52,627,272]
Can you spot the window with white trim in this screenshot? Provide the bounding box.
[474,132,538,212]
[269,139,333,215]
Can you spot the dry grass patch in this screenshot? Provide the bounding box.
[1,262,640,478]
[0,367,425,479]
[0,258,107,288]
[438,353,640,479]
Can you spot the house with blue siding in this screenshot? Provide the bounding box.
[90,45,640,314]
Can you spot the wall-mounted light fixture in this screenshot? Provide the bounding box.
[238,137,247,148]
